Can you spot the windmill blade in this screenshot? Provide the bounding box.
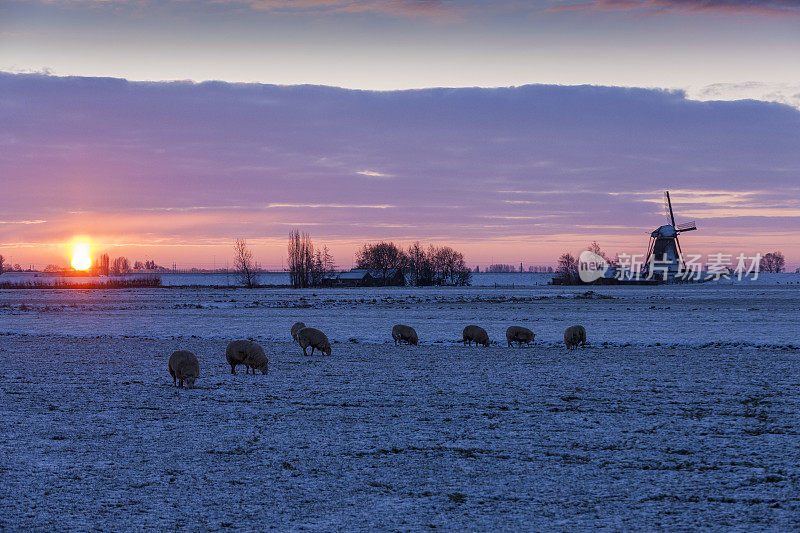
[666,191,676,227]
[675,234,685,269]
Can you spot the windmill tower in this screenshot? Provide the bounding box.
[642,191,697,280]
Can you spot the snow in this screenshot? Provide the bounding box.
[1,284,799,529]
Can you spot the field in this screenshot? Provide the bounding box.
[1,284,799,530]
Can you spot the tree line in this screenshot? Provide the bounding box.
[479,264,554,273]
[281,233,472,288]
[91,254,166,276]
[0,254,166,276]
[369,241,471,286]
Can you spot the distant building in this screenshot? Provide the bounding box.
[333,268,406,287]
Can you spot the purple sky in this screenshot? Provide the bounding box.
[2,73,799,269]
[1,1,799,268]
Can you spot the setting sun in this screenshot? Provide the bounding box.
[70,238,93,271]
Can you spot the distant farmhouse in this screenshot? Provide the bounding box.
[330,268,406,287]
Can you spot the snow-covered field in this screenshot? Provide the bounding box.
[1,285,799,530]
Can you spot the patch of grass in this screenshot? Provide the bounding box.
[0,277,162,289]
[447,492,467,504]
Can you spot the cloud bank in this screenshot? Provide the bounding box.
[21,0,800,18]
[1,73,799,267]
[548,0,800,17]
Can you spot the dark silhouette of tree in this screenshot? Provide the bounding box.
[351,241,471,286]
[111,257,130,275]
[760,251,785,273]
[288,230,312,288]
[312,245,335,286]
[288,230,332,288]
[407,242,434,286]
[487,264,515,273]
[96,254,110,276]
[557,252,579,281]
[355,242,409,285]
[587,241,609,259]
[428,245,471,286]
[233,239,259,288]
[0,254,4,274]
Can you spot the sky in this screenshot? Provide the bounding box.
[1,0,800,269]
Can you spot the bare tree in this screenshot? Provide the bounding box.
[429,245,471,286]
[760,251,785,273]
[0,254,4,274]
[587,241,608,259]
[288,230,333,288]
[111,256,130,275]
[355,242,409,285]
[407,242,433,286]
[96,254,110,276]
[234,238,259,288]
[316,245,335,285]
[556,252,579,281]
[288,230,312,288]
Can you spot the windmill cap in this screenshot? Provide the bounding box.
[652,224,678,238]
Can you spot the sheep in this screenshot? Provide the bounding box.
[391,324,419,346]
[168,350,200,389]
[297,327,332,356]
[462,325,490,347]
[506,326,535,347]
[226,340,268,374]
[564,325,587,350]
[290,322,307,342]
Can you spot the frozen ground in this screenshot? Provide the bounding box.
[1,285,799,530]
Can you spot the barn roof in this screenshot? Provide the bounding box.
[336,268,401,280]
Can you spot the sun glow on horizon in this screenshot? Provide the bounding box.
[70,237,93,271]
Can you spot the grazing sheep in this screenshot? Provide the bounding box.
[297,327,332,356]
[392,324,419,346]
[462,325,490,347]
[564,325,587,349]
[290,322,307,342]
[168,350,200,389]
[244,345,269,375]
[506,326,535,347]
[226,340,268,374]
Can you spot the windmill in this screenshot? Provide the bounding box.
[642,191,697,280]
